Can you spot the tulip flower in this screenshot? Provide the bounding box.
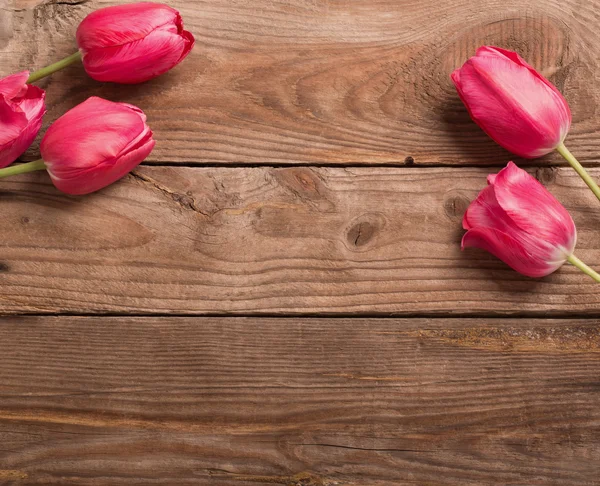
[463,162,600,282]
[26,3,194,84]
[0,71,46,168]
[0,97,155,195]
[452,46,600,204]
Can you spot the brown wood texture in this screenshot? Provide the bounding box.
[1,0,600,165]
[1,316,599,485]
[2,0,600,483]
[1,165,600,315]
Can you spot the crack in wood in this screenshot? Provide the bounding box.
[293,443,438,453]
[205,469,331,486]
[130,170,209,217]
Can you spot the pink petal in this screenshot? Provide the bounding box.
[479,46,572,110]
[0,92,44,169]
[50,133,155,195]
[462,184,517,233]
[76,2,180,51]
[82,25,191,84]
[0,98,27,167]
[0,96,27,146]
[0,71,29,100]
[16,85,46,121]
[475,46,526,65]
[462,227,565,278]
[491,162,576,254]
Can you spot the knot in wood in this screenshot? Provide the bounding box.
[444,193,470,221]
[345,213,386,251]
[535,167,557,186]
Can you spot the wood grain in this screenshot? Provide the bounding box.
[2,2,600,483]
[1,0,600,165]
[0,316,599,485]
[1,165,600,315]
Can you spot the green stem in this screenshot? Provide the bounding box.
[556,143,600,203]
[567,254,600,283]
[0,160,46,178]
[27,51,82,83]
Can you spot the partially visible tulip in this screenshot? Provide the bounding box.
[0,71,46,168]
[452,46,600,204]
[0,97,155,195]
[463,162,600,282]
[26,2,194,85]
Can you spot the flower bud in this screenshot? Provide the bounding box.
[463,162,576,278]
[40,97,155,195]
[452,46,571,158]
[76,2,195,84]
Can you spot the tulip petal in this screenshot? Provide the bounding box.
[478,46,572,109]
[462,184,518,233]
[462,227,565,278]
[76,2,180,51]
[0,71,29,99]
[0,97,44,169]
[16,85,46,122]
[491,162,576,254]
[50,133,155,196]
[476,46,526,65]
[0,98,28,167]
[0,74,45,169]
[82,26,191,84]
[0,96,27,146]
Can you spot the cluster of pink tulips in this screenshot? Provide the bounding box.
[453,46,600,282]
[0,2,193,195]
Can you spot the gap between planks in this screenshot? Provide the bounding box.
[2,312,600,319]
[137,160,600,169]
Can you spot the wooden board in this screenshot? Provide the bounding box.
[1,0,600,165]
[1,316,599,485]
[1,165,600,315]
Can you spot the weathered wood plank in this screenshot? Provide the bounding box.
[0,316,599,485]
[1,0,599,165]
[0,166,600,315]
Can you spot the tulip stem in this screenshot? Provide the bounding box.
[556,143,600,203]
[0,160,46,178]
[567,254,600,283]
[27,51,82,84]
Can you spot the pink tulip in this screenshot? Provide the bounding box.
[34,97,155,195]
[463,162,600,281]
[452,46,600,204]
[0,71,46,168]
[451,46,571,158]
[76,2,195,84]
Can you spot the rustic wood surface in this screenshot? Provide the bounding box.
[1,0,600,165]
[1,317,599,485]
[2,0,600,484]
[1,166,600,315]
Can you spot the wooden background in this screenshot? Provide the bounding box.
[1,0,600,484]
